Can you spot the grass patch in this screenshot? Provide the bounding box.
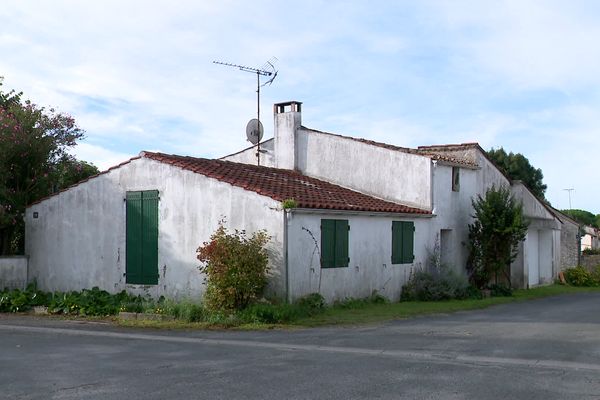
[114,285,600,330]
[293,285,600,327]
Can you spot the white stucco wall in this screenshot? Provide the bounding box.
[296,129,432,210]
[526,230,540,286]
[286,211,432,302]
[221,139,275,167]
[0,256,28,290]
[430,163,478,272]
[25,158,285,299]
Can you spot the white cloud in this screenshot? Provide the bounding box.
[1,0,599,214]
[70,143,135,172]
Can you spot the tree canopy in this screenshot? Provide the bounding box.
[467,185,529,289]
[487,147,547,199]
[0,78,99,254]
[561,209,599,228]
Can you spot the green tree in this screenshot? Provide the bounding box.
[561,209,598,228]
[487,147,547,199]
[0,78,98,254]
[467,186,529,289]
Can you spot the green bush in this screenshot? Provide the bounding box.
[563,266,598,287]
[582,248,600,255]
[0,282,50,313]
[400,268,473,302]
[295,292,326,314]
[196,222,271,312]
[488,283,513,297]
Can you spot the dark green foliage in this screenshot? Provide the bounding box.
[0,285,151,316]
[239,293,326,324]
[295,292,326,311]
[561,209,598,228]
[582,248,600,255]
[334,291,390,309]
[400,270,475,301]
[196,222,271,312]
[487,147,547,199]
[467,186,529,289]
[47,288,140,316]
[563,266,599,287]
[488,283,513,297]
[162,300,206,322]
[401,241,473,301]
[240,303,303,323]
[0,78,98,254]
[0,282,49,312]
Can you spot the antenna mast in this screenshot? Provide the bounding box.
[213,59,278,165]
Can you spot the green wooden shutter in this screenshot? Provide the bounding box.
[126,190,159,284]
[392,221,415,264]
[321,219,336,268]
[391,221,402,264]
[126,192,143,283]
[401,221,415,264]
[335,220,349,267]
[141,190,159,284]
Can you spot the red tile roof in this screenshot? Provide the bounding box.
[142,152,431,215]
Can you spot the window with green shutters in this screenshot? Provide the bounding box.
[126,190,159,285]
[391,221,415,264]
[320,219,349,268]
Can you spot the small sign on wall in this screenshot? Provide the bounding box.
[33,212,39,219]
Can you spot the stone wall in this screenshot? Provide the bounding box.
[581,254,600,271]
[560,220,580,270]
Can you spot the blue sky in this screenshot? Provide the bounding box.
[1,1,599,213]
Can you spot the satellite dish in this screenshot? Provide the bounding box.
[246,119,264,144]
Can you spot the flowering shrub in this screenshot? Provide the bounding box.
[197,223,271,312]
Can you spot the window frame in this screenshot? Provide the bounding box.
[452,166,460,192]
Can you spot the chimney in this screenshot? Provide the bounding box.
[274,101,302,170]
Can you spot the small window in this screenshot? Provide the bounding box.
[126,190,159,285]
[452,167,460,192]
[392,221,415,264]
[321,219,349,268]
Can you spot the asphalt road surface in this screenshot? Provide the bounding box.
[1,293,600,400]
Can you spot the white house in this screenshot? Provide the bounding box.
[24,100,567,301]
[225,101,563,288]
[581,226,599,251]
[25,151,431,302]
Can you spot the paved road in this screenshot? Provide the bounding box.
[1,293,600,400]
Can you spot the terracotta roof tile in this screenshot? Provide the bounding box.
[142,151,431,215]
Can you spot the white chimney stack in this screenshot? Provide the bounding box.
[274,101,302,170]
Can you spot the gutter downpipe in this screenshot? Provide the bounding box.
[284,209,290,303]
[431,160,437,215]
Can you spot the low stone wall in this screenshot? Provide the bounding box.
[581,254,600,271]
[0,256,28,290]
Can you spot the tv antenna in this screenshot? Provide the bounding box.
[213,58,278,165]
[563,188,575,209]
